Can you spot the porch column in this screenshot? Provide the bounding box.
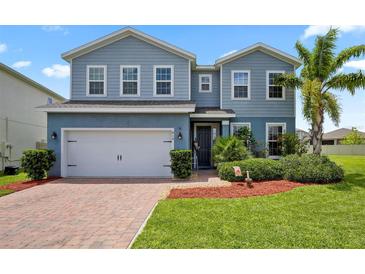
[222,120,230,137]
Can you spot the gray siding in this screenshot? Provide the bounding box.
[191,70,220,107]
[71,36,190,100]
[221,51,295,117]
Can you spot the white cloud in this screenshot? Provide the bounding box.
[12,60,31,69]
[219,49,237,58]
[302,25,365,39]
[41,25,69,35]
[344,59,365,70]
[0,42,7,53]
[42,64,70,78]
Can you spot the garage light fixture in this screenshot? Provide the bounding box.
[51,132,58,140]
[178,130,183,140]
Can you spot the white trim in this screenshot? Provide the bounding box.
[265,122,287,159]
[69,59,72,100]
[231,70,251,100]
[220,64,223,109]
[215,42,302,68]
[266,70,286,101]
[86,65,107,97]
[195,65,218,71]
[40,107,195,113]
[60,127,175,178]
[190,113,235,118]
[188,60,191,100]
[230,122,251,135]
[120,65,141,97]
[153,65,174,97]
[62,27,196,62]
[198,74,212,93]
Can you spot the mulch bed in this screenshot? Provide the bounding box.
[168,180,307,199]
[0,177,60,192]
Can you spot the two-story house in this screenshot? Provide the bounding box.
[39,27,301,177]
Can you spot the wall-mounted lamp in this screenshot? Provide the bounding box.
[51,132,58,140]
[178,131,183,140]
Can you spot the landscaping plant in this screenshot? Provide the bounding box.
[340,128,365,145]
[280,133,308,156]
[275,28,365,155]
[233,126,256,149]
[170,150,192,179]
[212,136,250,165]
[20,149,56,180]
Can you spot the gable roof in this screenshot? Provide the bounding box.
[323,128,365,140]
[215,42,302,68]
[62,27,196,62]
[0,63,65,101]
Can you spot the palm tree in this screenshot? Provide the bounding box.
[275,28,365,155]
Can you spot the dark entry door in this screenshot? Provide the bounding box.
[197,126,212,168]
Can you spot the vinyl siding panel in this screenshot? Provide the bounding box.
[71,36,190,100]
[222,50,295,117]
[191,70,220,107]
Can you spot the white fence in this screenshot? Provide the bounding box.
[308,145,365,155]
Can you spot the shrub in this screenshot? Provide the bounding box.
[170,150,192,179]
[217,158,283,182]
[234,126,256,149]
[280,154,344,183]
[212,136,250,165]
[280,133,308,156]
[20,149,56,180]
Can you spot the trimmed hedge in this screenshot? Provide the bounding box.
[218,158,283,182]
[280,154,344,183]
[20,149,56,180]
[170,149,192,179]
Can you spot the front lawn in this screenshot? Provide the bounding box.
[0,172,28,197]
[132,155,365,248]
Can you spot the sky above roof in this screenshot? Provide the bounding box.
[0,25,364,132]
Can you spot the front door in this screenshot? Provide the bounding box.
[196,126,212,168]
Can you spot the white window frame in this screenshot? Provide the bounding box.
[199,74,212,93]
[86,65,107,97]
[230,122,251,136]
[120,65,141,97]
[266,122,287,159]
[231,70,251,100]
[266,70,286,100]
[153,65,174,97]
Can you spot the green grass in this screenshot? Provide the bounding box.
[0,172,28,198]
[132,155,365,248]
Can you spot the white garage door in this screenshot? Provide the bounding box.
[62,129,173,177]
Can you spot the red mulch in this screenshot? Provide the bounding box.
[168,180,307,199]
[0,177,60,192]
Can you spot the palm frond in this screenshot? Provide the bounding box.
[273,73,303,89]
[295,41,311,66]
[323,92,341,126]
[312,28,338,80]
[301,79,322,124]
[332,45,365,72]
[325,71,365,95]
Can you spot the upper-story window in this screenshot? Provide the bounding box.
[267,71,285,100]
[154,65,174,96]
[199,74,212,93]
[47,97,53,104]
[87,65,107,96]
[231,70,250,100]
[120,65,140,96]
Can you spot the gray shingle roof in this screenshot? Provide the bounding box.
[323,128,365,140]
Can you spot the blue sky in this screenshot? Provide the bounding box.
[0,25,364,132]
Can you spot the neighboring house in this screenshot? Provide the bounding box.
[0,63,65,170]
[322,128,365,145]
[296,128,310,142]
[39,27,301,177]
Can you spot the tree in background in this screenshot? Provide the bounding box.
[341,128,365,144]
[275,28,365,155]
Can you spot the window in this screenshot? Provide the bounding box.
[87,65,107,96]
[266,123,286,158]
[47,97,53,104]
[231,70,250,99]
[230,122,251,136]
[120,65,140,96]
[199,74,212,92]
[267,71,285,100]
[154,65,174,96]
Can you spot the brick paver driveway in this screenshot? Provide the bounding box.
[0,178,170,248]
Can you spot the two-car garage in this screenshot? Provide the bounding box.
[61,128,174,177]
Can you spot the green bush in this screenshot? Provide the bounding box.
[280,133,308,156]
[170,150,192,179]
[280,154,344,183]
[218,158,283,182]
[20,149,56,180]
[212,136,250,165]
